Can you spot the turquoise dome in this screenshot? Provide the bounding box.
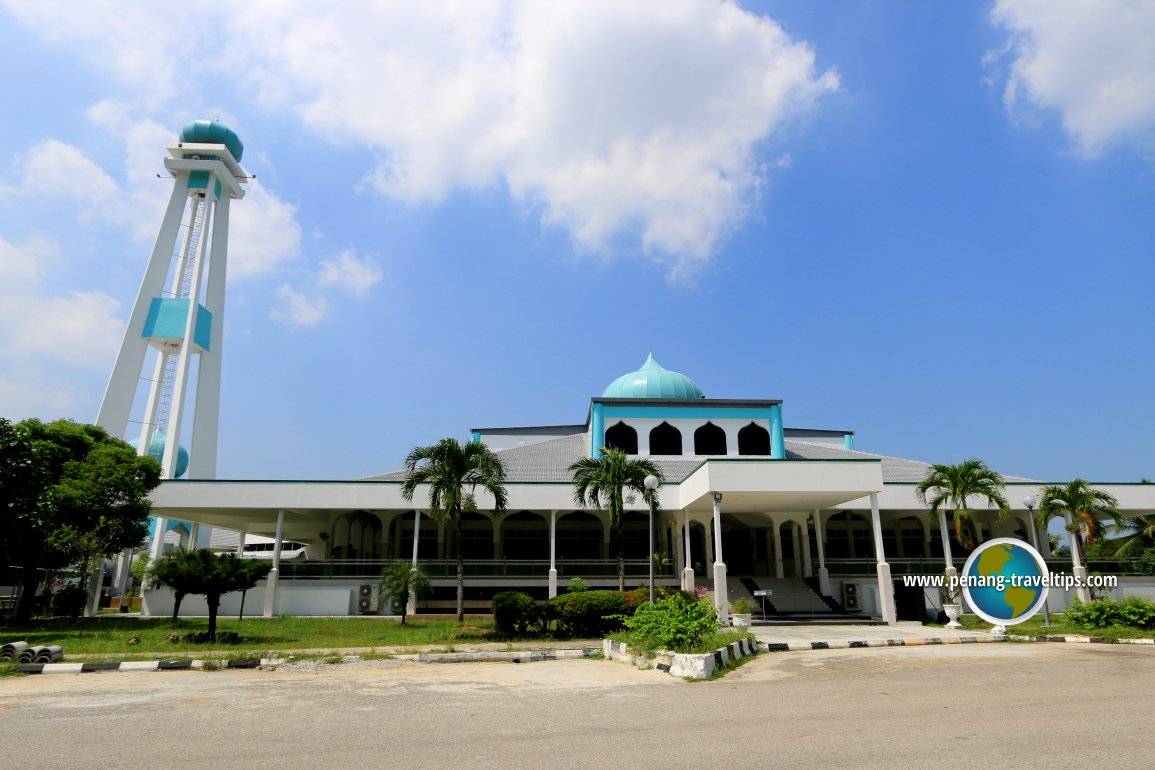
[602,354,704,399]
[129,430,189,479]
[179,119,244,161]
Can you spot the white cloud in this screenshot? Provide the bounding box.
[11,139,119,202]
[272,283,328,328]
[318,249,383,298]
[229,181,304,279]
[0,236,124,419]
[992,0,1155,158]
[2,0,838,278]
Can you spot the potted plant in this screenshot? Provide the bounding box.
[942,570,962,629]
[731,597,756,627]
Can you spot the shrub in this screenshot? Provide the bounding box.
[622,585,696,611]
[492,591,538,635]
[547,590,633,637]
[617,592,719,653]
[731,597,756,615]
[1064,597,1155,629]
[567,577,589,593]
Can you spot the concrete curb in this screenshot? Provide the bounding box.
[1007,634,1155,645]
[760,635,1011,652]
[11,658,273,674]
[8,648,603,674]
[603,637,761,679]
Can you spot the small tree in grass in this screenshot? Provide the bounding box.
[148,549,261,641]
[236,559,272,622]
[379,563,432,625]
[148,547,203,621]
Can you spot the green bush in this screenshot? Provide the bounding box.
[617,592,719,653]
[566,577,589,593]
[547,590,633,637]
[1063,597,1155,629]
[491,591,539,635]
[621,585,696,611]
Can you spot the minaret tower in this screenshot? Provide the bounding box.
[96,120,247,560]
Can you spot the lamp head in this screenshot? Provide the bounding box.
[1023,495,1037,509]
[644,475,659,491]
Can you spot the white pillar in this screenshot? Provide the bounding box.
[869,493,897,625]
[236,530,247,557]
[682,510,694,591]
[84,560,105,617]
[1064,511,1092,603]
[263,509,285,618]
[800,520,813,578]
[408,511,422,616]
[188,194,231,479]
[712,493,728,623]
[772,521,785,579]
[548,510,558,598]
[187,523,200,550]
[814,510,831,595]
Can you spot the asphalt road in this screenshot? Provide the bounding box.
[2,643,1152,769]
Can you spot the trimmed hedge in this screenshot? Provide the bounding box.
[547,590,634,637]
[492,591,539,635]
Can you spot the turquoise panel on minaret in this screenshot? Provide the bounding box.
[179,119,244,161]
[602,354,704,399]
[141,298,212,352]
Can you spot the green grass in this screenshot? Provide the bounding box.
[931,614,1155,641]
[0,616,514,658]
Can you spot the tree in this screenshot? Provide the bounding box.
[569,447,664,591]
[148,547,204,621]
[1039,480,1121,570]
[1111,515,1155,558]
[379,562,432,625]
[236,559,272,622]
[0,418,161,621]
[400,438,508,623]
[916,458,1010,553]
[147,548,259,641]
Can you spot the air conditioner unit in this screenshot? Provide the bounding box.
[842,582,859,611]
[358,584,378,614]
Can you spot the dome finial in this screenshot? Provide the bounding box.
[602,355,703,399]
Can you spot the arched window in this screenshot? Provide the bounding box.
[330,511,382,560]
[502,511,548,560]
[605,421,638,454]
[738,422,771,455]
[693,422,727,455]
[649,422,683,456]
[557,511,602,560]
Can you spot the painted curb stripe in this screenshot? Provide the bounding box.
[81,662,120,672]
[226,658,260,669]
[13,664,43,674]
[157,660,193,670]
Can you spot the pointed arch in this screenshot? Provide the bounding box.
[605,421,638,454]
[693,422,727,455]
[738,422,771,455]
[649,422,683,455]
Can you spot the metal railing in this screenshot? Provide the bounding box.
[277,558,656,581]
[822,557,1155,577]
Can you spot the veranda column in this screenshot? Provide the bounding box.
[799,519,813,578]
[236,530,247,557]
[263,509,285,618]
[814,511,831,595]
[712,493,728,622]
[548,510,558,598]
[407,511,422,616]
[772,520,785,579]
[1064,511,1092,603]
[869,494,897,624]
[682,510,694,591]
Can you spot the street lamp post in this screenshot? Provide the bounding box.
[644,475,659,605]
[1023,495,1051,626]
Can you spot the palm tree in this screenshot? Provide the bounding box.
[569,447,664,591]
[1039,480,1121,575]
[400,438,508,623]
[379,562,432,625]
[916,459,1011,557]
[1111,515,1155,558]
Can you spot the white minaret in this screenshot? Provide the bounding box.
[96,120,247,567]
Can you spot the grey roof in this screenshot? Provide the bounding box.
[362,434,1034,485]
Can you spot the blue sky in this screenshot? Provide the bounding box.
[1,1,1152,484]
